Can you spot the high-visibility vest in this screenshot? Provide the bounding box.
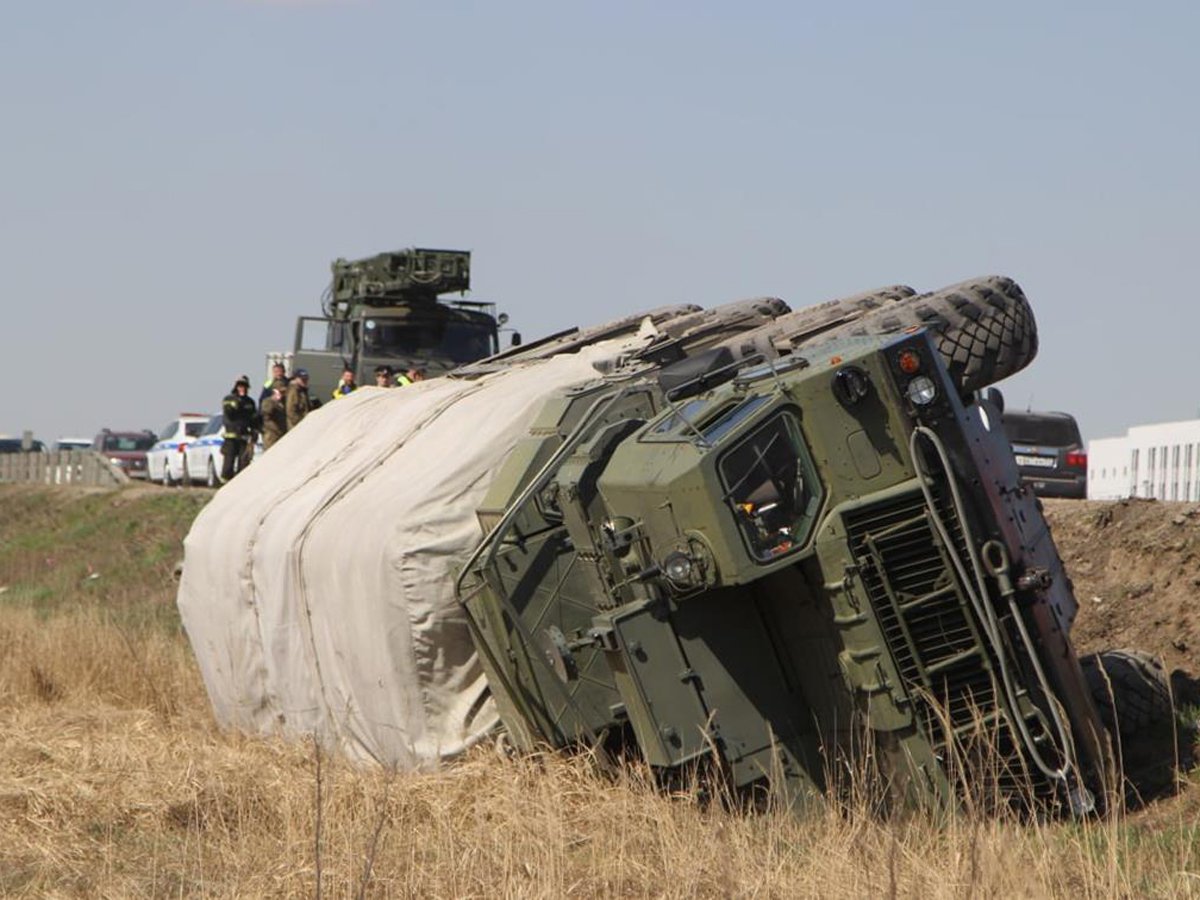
[332,382,357,399]
[395,374,413,387]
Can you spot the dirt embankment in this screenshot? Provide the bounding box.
[1046,498,1200,685]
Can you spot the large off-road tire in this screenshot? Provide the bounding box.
[1080,649,1173,738]
[794,276,1038,394]
[768,285,918,343]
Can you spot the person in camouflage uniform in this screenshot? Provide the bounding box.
[286,369,312,430]
[260,374,289,450]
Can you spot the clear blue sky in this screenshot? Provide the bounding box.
[2,1,1196,444]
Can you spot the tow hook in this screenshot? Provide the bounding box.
[981,540,1015,599]
[981,540,1053,597]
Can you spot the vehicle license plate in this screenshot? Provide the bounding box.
[1014,454,1056,468]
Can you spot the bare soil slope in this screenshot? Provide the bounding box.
[1046,498,1200,685]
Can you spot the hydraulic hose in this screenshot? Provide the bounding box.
[908,425,1075,788]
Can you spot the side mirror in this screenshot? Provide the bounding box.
[510,331,522,347]
[981,387,1005,414]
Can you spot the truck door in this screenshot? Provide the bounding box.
[293,317,350,402]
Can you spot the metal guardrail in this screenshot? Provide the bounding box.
[0,450,130,487]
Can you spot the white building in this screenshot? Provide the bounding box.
[1088,418,1200,501]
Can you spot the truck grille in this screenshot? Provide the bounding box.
[844,488,1057,802]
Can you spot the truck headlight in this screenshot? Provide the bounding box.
[662,551,694,586]
[906,376,937,406]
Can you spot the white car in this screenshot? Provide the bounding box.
[147,414,211,485]
[179,415,265,487]
[54,437,92,452]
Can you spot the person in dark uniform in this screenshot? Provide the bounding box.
[373,365,394,388]
[237,373,259,471]
[221,376,259,482]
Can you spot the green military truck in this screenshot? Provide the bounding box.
[290,247,509,401]
[456,277,1135,816]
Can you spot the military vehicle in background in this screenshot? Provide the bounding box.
[289,247,512,401]
[457,276,1133,816]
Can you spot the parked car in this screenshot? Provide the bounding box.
[179,415,264,487]
[147,414,211,485]
[0,437,46,453]
[92,429,156,480]
[1001,409,1088,499]
[180,416,224,487]
[53,437,92,452]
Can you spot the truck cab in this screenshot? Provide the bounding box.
[291,247,505,400]
[462,328,1110,815]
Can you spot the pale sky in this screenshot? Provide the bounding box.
[2,1,1197,444]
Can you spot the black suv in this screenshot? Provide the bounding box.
[1001,410,1087,499]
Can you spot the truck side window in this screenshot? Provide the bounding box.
[719,411,818,561]
[298,318,331,352]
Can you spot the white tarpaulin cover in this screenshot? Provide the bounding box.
[177,336,650,769]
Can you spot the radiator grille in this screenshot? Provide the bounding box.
[844,488,1059,802]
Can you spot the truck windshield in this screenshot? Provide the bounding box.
[361,317,494,363]
[719,411,818,561]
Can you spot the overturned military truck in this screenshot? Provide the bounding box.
[178,276,1129,813]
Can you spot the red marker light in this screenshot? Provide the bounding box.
[897,350,921,374]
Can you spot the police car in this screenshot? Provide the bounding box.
[147,414,211,485]
[178,414,265,487]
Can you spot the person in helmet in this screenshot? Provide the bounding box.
[221,375,259,482]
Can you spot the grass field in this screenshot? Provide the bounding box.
[1,484,1198,897]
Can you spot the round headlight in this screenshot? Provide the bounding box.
[906,375,937,406]
[662,551,694,586]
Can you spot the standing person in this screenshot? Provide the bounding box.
[260,362,287,404]
[395,366,426,387]
[332,366,358,400]
[221,376,258,483]
[260,372,289,450]
[373,365,394,388]
[237,374,259,471]
[286,368,312,430]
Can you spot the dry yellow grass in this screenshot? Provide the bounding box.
[2,486,1199,897]
[2,604,1199,898]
